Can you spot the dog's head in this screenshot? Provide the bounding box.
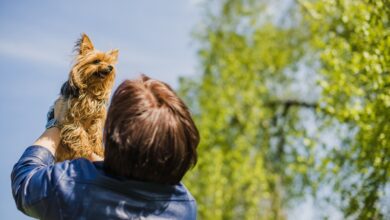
[64,33,119,99]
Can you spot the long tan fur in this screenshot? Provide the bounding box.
[56,33,118,161]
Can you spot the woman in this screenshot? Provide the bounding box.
[11,75,199,219]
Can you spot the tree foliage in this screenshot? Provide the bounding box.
[180,0,389,219]
[301,0,390,218]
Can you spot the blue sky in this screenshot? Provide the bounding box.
[0,1,202,219]
[0,1,339,219]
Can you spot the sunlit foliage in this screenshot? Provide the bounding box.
[302,0,390,218]
[180,0,389,219]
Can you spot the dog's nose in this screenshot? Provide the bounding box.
[107,65,113,72]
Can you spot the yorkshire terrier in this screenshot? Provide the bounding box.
[55,33,118,161]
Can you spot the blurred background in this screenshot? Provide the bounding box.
[1,0,389,219]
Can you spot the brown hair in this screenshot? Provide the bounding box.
[103,74,199,184]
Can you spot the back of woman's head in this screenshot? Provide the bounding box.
[103,74,199,184]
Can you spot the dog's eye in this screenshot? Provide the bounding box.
[92,59,101,64]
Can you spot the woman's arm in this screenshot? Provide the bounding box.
[33,127,61,156]
[11,100,65,217]
[32,97,66,156]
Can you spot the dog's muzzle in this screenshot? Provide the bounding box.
[96,65,113,78]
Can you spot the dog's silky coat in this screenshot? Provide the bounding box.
[56,34,118,161]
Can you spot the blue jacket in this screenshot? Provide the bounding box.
[11,146,197,220]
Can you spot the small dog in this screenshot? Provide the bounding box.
[55,33,118,161]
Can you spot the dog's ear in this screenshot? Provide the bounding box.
[107,49,119,62]
[76,33,95,55]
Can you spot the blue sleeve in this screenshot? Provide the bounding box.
[11,145,67,218]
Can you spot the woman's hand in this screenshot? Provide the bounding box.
[36,98,69,156]
[54,97,68,125]
[45,97,68,129]
[89,153,104,162]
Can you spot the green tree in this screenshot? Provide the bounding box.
[301,0,390,218]
[180,0,390,219]
[180,0,316,219]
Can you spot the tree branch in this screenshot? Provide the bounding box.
[266,100,318,109]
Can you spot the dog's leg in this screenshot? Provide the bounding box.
[88,118,105,157]
[58,122,92,161]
